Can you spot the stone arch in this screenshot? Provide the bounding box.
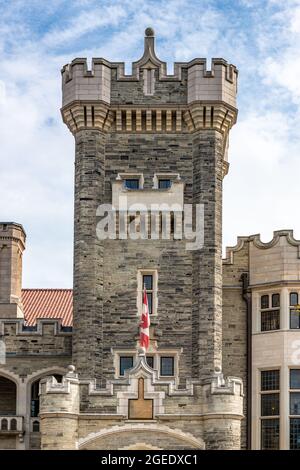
[0,368,20,415]
[78,423,205,450]
[0,367,21,387]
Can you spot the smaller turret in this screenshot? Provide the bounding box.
[0,222,26,319]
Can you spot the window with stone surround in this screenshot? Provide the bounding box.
[114,350,179,378]
[260,369,280,450]
[290,369,300,449]
[260,293,280,331]
[158,179,171,189]
[137,270,158,316]
[119,356,134,376]
[290,292,300,329]
[160,356,174,376]
[124,179,140,190]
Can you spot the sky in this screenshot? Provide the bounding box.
[0,0,300,288]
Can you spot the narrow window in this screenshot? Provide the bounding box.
[260,370,280,450]
[120,356,134,376]
[10,418,17,431]
[138,270,157,316]
[31,381,40,417]
[290,419,300,449]
[1,419,8,431]
[160,356,174,376]
[290,370,300,448]
[290,370,300,389]
[32,420,40,433]
[143,274,153,315]
[290,293,300,329]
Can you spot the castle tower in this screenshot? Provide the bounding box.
[40,28,243,450]
[0,223,26,319]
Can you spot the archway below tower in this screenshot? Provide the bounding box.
[78,423,205,450]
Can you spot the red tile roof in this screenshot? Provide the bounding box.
[21,289,73,326]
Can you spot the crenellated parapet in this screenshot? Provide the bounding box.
[61,28,238,152]
[0,319,72,359]
[39,354,243,450]
[0,318,72,336]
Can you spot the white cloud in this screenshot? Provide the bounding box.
[1,0,300,286]
[42,5,127,47]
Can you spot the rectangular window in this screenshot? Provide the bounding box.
[290,292,298,306]
[120,356,134,376]
[260,370,280,449]
[261,310,280,331]
[261,295,269,309]
[260,294,280,332]
[138,270,157,317]
[290,418,300,449]
[146,356,154,368]
[261,394,280,416]
[158,179,171,189]
[261,419,280,450]
[124,179,139,190]
[290,292,300,329]
[290,310,300,329]
[261,370,280,391]
[290,393,300,415]
[290,370,300,389]
[143,274,153,315]
[272,294,280,308]
[160,356,174,376]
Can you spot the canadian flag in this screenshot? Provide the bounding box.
[140,286,150,349]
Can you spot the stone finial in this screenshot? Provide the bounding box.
[145,27,155,37]
[68,364,76,374]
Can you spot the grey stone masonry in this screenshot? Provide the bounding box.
[73,130,105,379]
[192,130,223,378]
[62,28,238,383]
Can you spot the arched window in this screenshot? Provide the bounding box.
[32,420,40,432]
[10,418,17,431]
[1,418,8,430]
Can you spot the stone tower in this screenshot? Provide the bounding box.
[39,28,243,450]
[0,223,25,319]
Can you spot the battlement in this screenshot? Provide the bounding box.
[223,229,300,266]
[0,318,72,336]
[0,222,26,311]
[61,28,238,112]
[0,222,26,249]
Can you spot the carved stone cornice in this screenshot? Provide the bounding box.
[184,102,237,133]
[61,101,114,135]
